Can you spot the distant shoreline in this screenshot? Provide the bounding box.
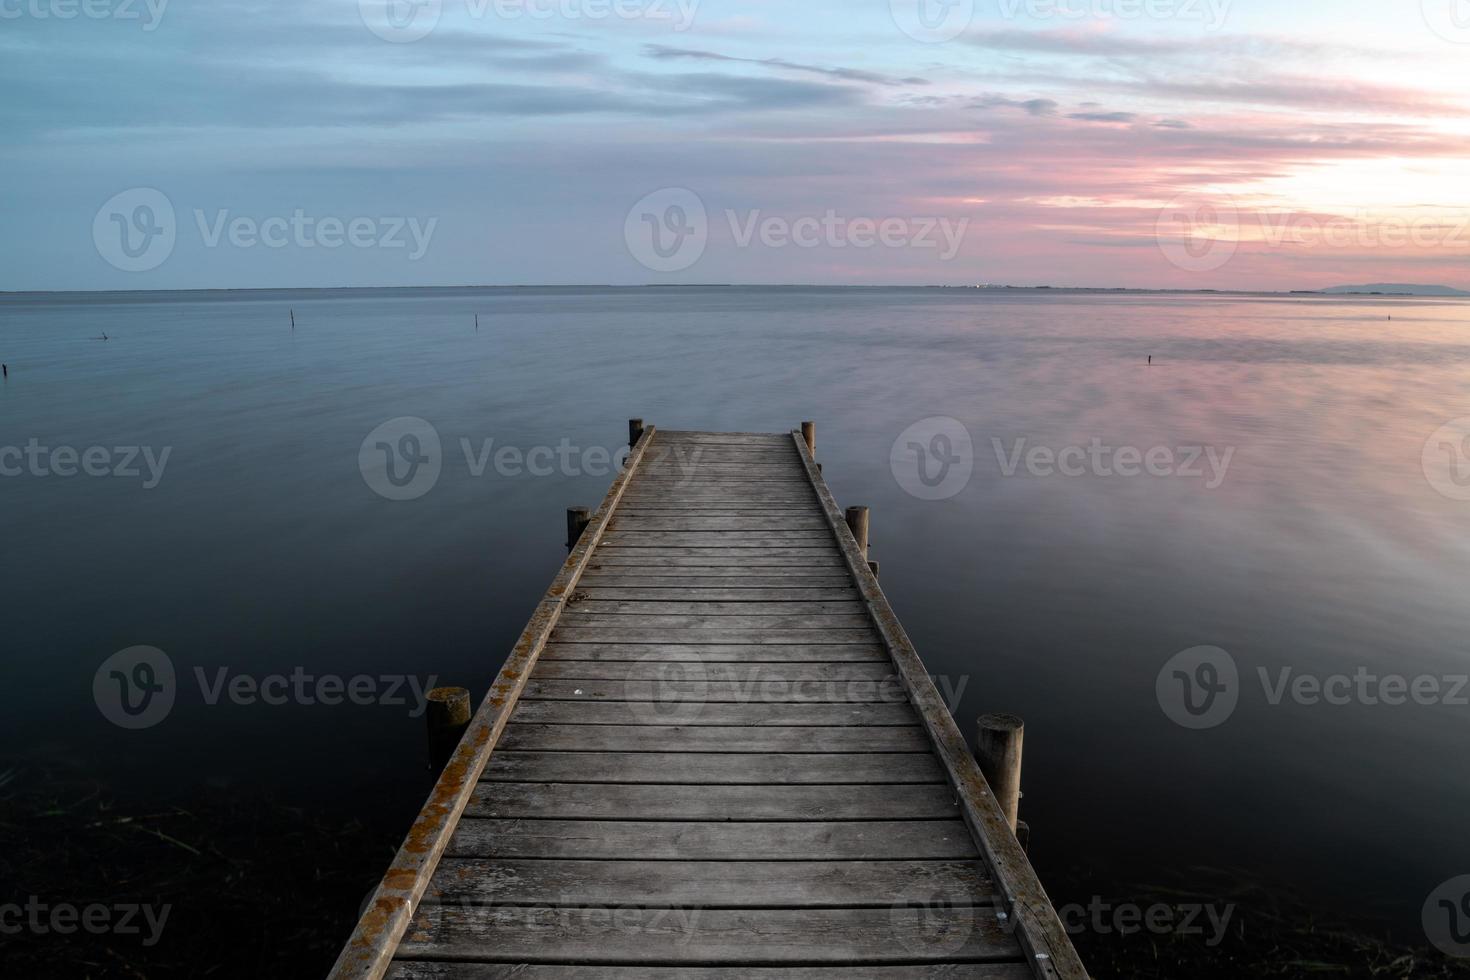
[2,284,1466,299]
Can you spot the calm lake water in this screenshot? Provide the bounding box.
[2,286,1468,952]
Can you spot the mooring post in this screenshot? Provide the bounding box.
[976,713,1024,832]
[629,418,645,447]
[800,421,815,456]
[867,559,880,578]
[425,687,472,772]
[566,506,591,548]
[845,505,870,558]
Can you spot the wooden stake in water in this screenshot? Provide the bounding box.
[475,314,479,331]
[290,308,295,330]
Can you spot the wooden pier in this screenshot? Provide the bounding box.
[331,424,1087,979]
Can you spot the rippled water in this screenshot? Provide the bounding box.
[3,285,1468,944]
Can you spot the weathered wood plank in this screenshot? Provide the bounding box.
[582,569,852,581]
[609,517,832,531]
[533,661,894,682]
[498,724,929,753]
[555,614,872,630]
[589,552,843,564]
[481,752,939,784]
[508,701,915,727]
[548,629,880,646]
[522,677,908,703]
[537,643,886,663]
[465,780,956,820]
[389,964,1037,980]
[447,818,979,860]
[599,534,833,548]
[563,601,863,617]
[396,905,1017,964]
[427,858,994,908]
[575,588,859,601]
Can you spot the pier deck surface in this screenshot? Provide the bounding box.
[332,427,1086,980]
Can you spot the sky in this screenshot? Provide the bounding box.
[3,0,1470,290]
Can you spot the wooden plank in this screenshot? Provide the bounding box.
[582,569,853,581]
[563,601,864,617]
[575,588,859,601]
[498,724,929,753]
[589,552,844,564]
[598,533,835,547]
[537,643,886,663]
[481,752,939,784]
[465,780,956,820]
[427,858,995,908]
[395,905,1018,964]
[522,677,907,703]
[447,818,979,860]
[549,629,880,646]
[389,964,1038,980]
[609,517,831,531]
[554,615,872,630]
[533,661,894,682]
[509,701,915,727]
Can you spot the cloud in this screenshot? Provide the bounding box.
[1069,111,1137,123]
[643,45,928,87]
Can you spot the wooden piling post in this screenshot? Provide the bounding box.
[867,559,880,578]
[800,421,815,456]
[845,506,869,558]
[629,418,645,447]
[425,687,472,772]
[976,713,1024,831]
[566,507,591,548]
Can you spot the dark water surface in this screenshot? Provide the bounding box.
[3,286,1468,956]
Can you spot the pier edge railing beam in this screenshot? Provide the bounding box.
[629,418,645,447]
[566,507,591,548]
[844,505,870,559]
[977,713,1025,832]
[801,421,815,456]
[425,688,472,772]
